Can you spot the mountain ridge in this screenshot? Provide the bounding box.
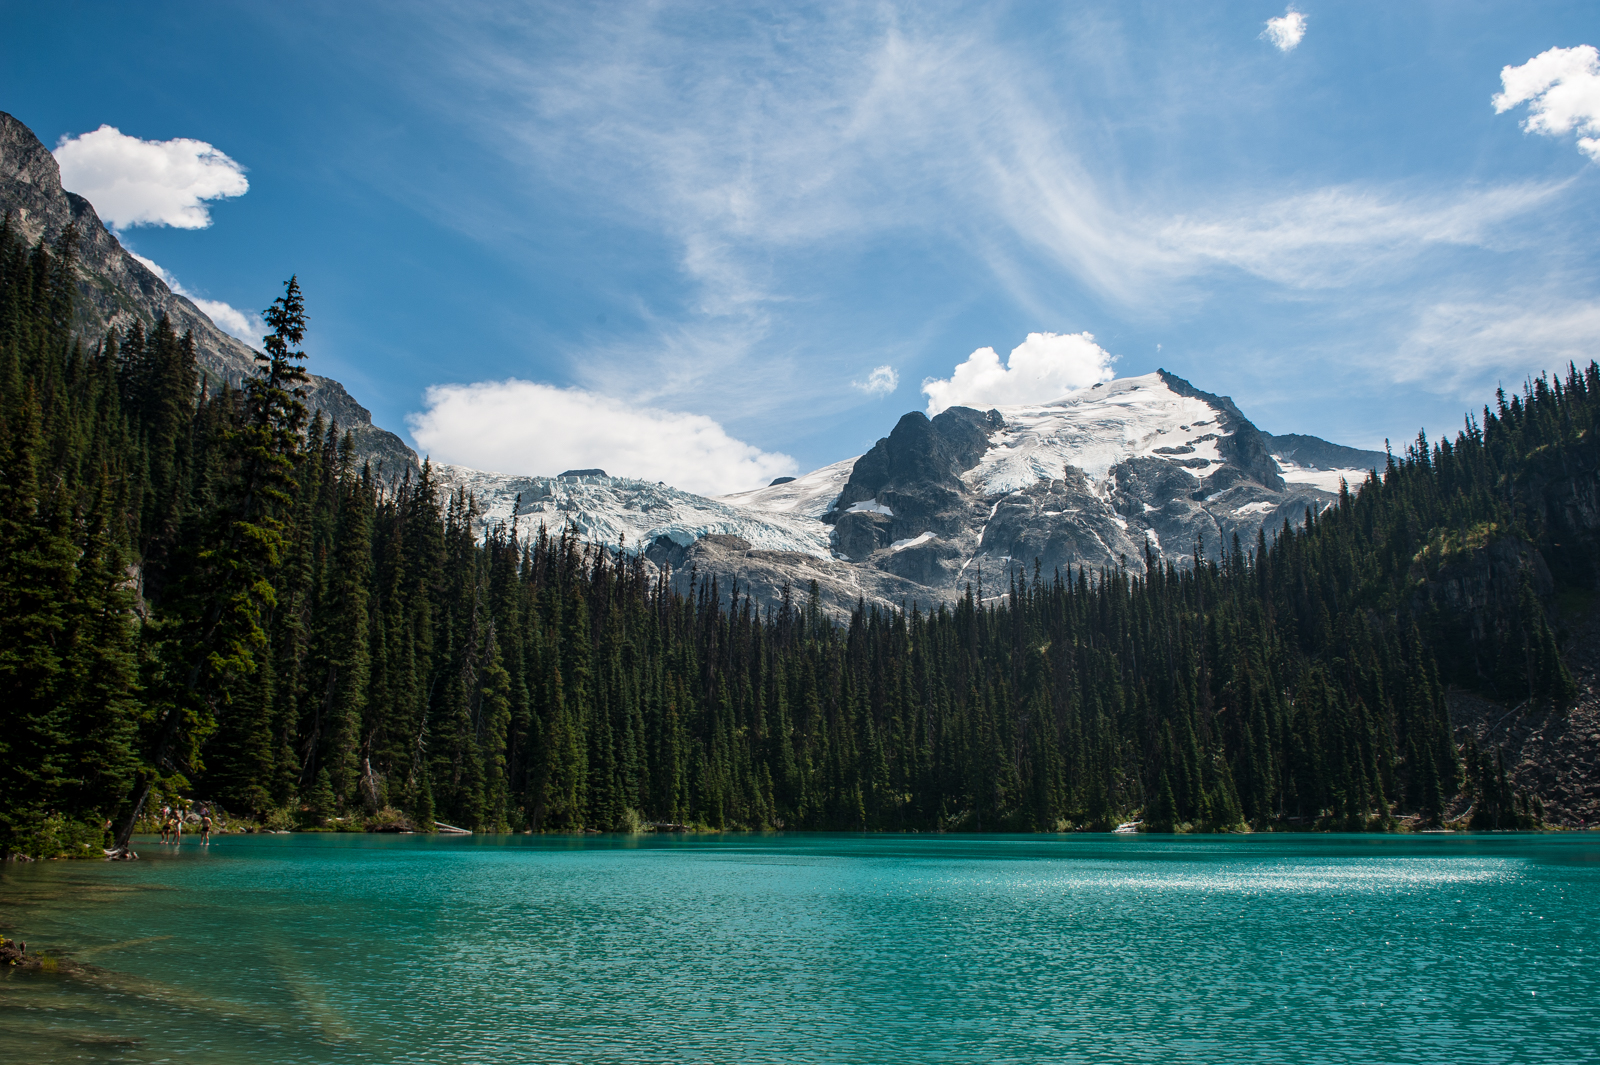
[0,110,417,479]
[0,110,1390,618]
[442,371,1389,616]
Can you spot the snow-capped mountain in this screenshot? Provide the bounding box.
[431,465,838,559]
[0,106,1385,616]
[442,370,1384,615]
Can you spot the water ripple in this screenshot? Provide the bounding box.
[1,833,1595,1064]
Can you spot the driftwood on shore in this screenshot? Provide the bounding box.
[433,821,471,834]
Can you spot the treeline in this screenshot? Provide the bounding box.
[0,219,1584,855]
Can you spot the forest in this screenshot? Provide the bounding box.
[0,218,1586,858]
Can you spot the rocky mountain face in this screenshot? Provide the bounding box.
[809,371,1378,605]
[444,371,1386,616]
[1,109,1390,617]
[0,110,416,479]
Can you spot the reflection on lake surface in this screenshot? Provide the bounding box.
[3,833,1597,1063]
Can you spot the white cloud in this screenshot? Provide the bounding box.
[188,297,265,345]
[922,332,1117,414]
[1261,8,1307,53]
[126,250,169,281]
[853,365,899,395]
[406,379,797,496]
[53,125,248,229]
[384,5,1577,434]
[1493,45,1600,161]
[458,9,1541,312]
[1159,182,1562,289]
[126,251,265,344]
[1392,298,1600,396]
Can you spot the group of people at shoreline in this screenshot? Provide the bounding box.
[157,803,213,846]
[101,801,218,859]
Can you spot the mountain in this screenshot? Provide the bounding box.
[0,110,1386,616]
[0,110,416,479]
[8,111,1600,849]
[446,371,1387,614]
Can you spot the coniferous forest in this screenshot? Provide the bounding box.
[1,218,1589,858]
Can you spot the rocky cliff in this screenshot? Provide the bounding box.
[441,371,1389,617]
[3,109,1396,620]
[0,110,416,479]
[807,371,1363,606]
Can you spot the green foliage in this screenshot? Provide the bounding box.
[0,219,142,855]
[1,211,1593,854]
[11,811,107,860]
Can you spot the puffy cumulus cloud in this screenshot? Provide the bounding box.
[407,380,797,496]
[922,332,1116,415]
[1494,45,1600,161]
[852,365,899,396]
[1261,8,1307,53]
[127,251,265,344]
[53,126,248,229]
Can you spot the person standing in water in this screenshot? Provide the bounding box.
[200,810,212,845]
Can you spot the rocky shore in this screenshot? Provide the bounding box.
[1448,599,1600,828]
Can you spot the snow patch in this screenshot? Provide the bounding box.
[716,457,857,519]
[1275,460,1368,495]
[847,499,894,516]
[966,373,1228,496]
[434,464,834,560]
[891,532,936,552]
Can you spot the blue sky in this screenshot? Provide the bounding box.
[5,1,1600,492]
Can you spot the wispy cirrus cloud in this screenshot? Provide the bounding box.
[1393,297,1600,397]
[375,2,1588,453]
[430,6,1560,312]
[1156,182,1566,288]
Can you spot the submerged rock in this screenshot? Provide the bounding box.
[1,938,79,975]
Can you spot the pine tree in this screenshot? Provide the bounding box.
[111,278,310,852]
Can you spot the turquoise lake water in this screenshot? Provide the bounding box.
[2,833,1596,1063]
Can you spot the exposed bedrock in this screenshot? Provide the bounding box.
[0,110,417,480]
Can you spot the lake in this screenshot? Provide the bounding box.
[2,833,1596,1063]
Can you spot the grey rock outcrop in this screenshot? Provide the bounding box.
[800,372,1357,609]
[0,110,416,480]
[824,406,1005,568]
[1262,433,1387,474]
[438,369,1387,618]
[3,113,1399,621]
[1156,369,1285,492]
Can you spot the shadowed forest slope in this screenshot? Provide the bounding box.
[1,216,1596,857]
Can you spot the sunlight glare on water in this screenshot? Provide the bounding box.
[2,833,1595,1064]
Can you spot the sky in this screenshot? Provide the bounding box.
[5,1,1600,494]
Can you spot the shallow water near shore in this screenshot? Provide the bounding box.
[2,833,1596,1063]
